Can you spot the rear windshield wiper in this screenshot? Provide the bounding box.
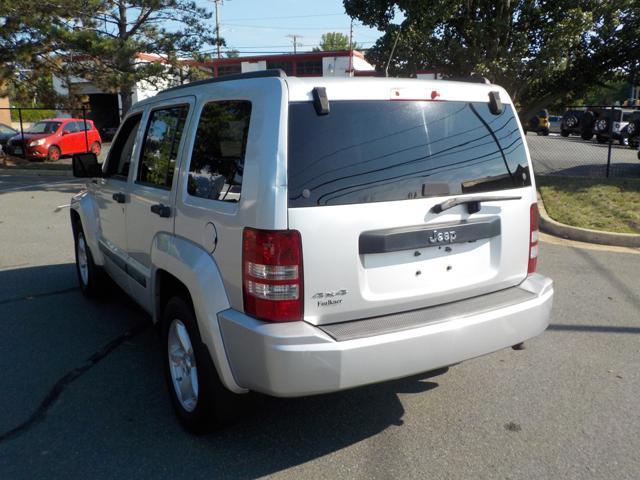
[431,195,522,214]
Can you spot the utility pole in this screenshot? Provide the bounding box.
[286,34,302,54]
[348,19,354,76]
[214,0,222,59]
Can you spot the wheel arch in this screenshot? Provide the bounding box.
[70,191,104,265]
[151,233,246,394]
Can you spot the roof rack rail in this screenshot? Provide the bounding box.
[162,68,287,94]
[450,74,491,85]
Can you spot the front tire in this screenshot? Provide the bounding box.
[74,224,102,297]
[47,145,61,162]
[162,296,242,434]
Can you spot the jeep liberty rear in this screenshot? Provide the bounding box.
[71,71,553,433]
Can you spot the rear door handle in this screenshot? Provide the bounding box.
[150,203,171,218]
[112,192,126,203]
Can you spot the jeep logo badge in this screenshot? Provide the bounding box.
[428,229,457,244]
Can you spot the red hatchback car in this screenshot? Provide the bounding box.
[5,118,102,161]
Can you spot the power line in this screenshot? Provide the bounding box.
[224,13,345,21]
[224,23,352,31]
[201,41,375,50]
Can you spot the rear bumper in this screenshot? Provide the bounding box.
[218,274,553,397]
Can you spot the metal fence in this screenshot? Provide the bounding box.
[0,107,113,162]
[525,105,640,178]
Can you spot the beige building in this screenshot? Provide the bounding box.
[0,97,10,125]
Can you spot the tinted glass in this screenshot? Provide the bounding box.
[26,122,61,134]
[64,122,80,133]
[0,124,15,134]
[75,120,92,131]
[187,101,251,202]
[138,106,188,189]
[288,101,530,207]
[105,114,142,178]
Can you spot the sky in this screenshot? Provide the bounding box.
[195,0,392,57]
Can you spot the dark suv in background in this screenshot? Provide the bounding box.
[560,109,597,140]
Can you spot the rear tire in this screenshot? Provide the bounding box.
[90,141,101,156]
[74,222,102,297]
[162,296,243,434]
[541,128,549,136]
[581,130,593,141]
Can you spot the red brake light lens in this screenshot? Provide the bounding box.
[242,228,303,322]
[528,203,540,274]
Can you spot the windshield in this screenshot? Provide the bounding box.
[288,100,530,208]
[26,121,61,134]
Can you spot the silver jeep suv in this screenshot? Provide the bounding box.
[70,70,553,433]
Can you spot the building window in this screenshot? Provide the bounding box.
[295,60,322,76]
[217,64,242,77]
[266,60,293,75]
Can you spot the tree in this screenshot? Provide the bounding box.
[1,0,218,114]
[344,0,640,115]
[0,0,89,92]
[313,32,360,52]
[60,0,217,114]
[225,49,240,58]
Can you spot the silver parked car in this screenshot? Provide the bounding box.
[70,70,554,433]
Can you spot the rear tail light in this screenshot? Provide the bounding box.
[528,203,540,274]
[242,228,303,322]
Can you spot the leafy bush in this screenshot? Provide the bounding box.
[10,109,59,123]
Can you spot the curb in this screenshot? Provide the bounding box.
[537,194,640,248]
[0,168,73,177]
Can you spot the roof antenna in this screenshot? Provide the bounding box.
[385,25,402,78]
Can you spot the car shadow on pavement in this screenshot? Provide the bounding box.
[0,262,447,479]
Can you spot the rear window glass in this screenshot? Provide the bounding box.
[288,100,530,207]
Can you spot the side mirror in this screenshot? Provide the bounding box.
[72,152,102,178]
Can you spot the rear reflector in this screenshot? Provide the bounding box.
[528,203,540,274]
[243,228,303,322]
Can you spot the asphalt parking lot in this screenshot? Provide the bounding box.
[1,175,639,479]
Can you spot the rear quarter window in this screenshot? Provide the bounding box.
[288,100,531,207]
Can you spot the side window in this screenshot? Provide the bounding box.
[186,101,251,202]
[77,121,91,131]
[104,114,142,179]
[137,106,188,189]
[64,122,78,133]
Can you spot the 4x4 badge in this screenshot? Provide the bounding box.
[312,289,347,299]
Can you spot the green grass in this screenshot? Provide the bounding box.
[537,176,640,234]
